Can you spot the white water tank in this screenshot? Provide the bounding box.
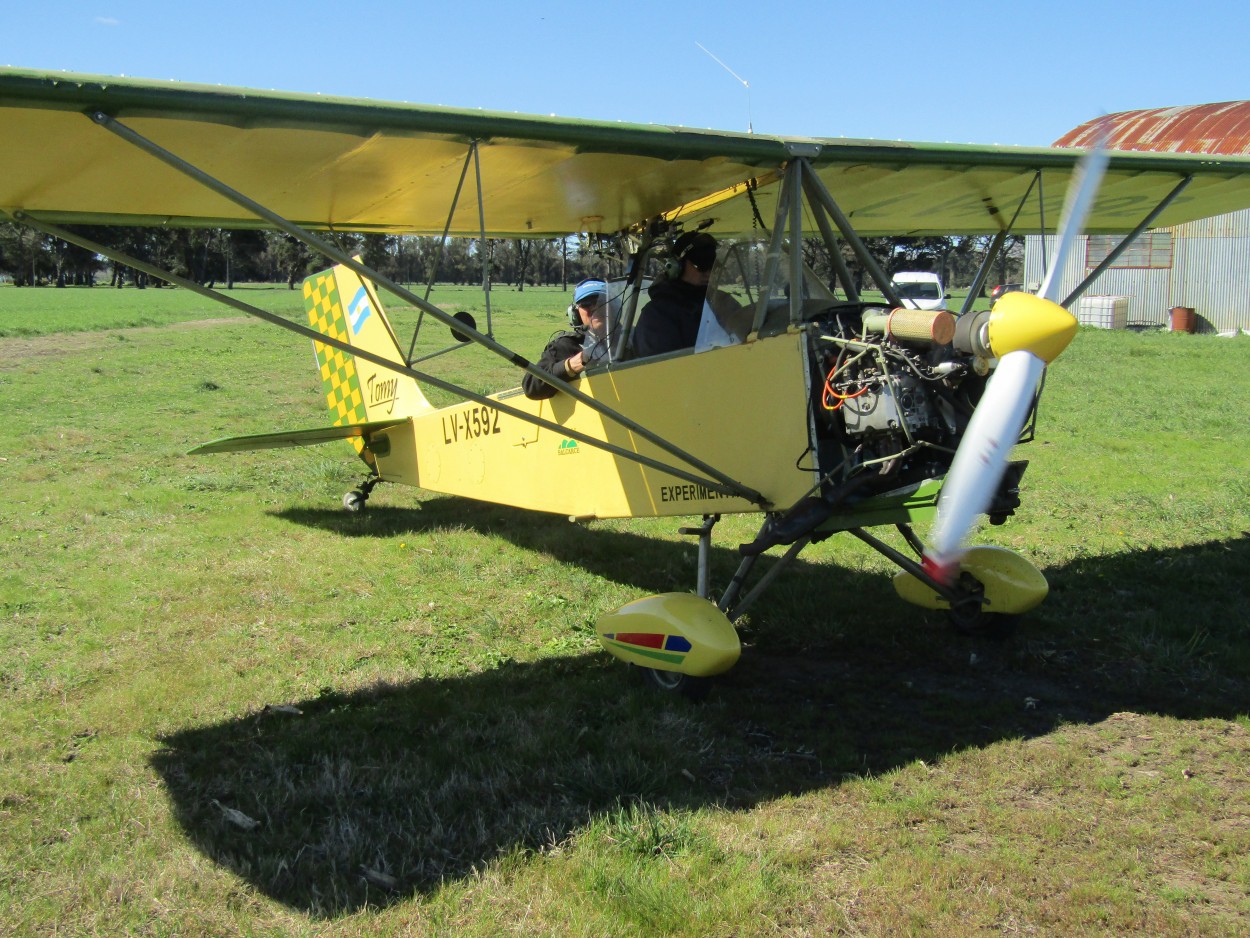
[1077,295,1128,329]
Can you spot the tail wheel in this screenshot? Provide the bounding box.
[343,476,380,513]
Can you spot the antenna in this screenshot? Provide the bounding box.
[695,41,752,134]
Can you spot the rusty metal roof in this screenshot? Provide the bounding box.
[1056,101,1250,155]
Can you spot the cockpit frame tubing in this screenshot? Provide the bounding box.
[614,226,656,360]
[788,161,805,326]
[750,161,801,334]
[799,161,904,309]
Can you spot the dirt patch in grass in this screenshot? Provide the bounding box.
[0,317,258,368]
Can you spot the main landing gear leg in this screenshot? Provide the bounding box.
[342,475,381,513]
[635,515,722,700]
[679,514,720,600]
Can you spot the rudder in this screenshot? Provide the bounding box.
[303,265,431,462]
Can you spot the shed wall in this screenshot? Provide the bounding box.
[1169,224,1250,333]
[1024,207,1250,333]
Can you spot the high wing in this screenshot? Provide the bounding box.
[5,68,1250,237]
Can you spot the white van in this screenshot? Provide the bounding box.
[890,271,947,311]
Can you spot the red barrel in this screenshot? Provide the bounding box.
[1169,306,1196,333]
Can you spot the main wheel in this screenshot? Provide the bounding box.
[637,666,712,701]
[946,570,1020,638]
[947,602,1020,638]
[343,489,367,513]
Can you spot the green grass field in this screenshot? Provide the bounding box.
[2,282,1249,936]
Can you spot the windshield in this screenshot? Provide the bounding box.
[699,236,839,344]
[893,281,941,300]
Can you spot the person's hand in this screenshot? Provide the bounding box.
[565,351,584,378]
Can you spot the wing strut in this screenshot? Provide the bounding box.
[959,171,1044,313]
[406,142,478,364]
[83,110,765,506]
[15,211,758,503]
[960,229,1009,316]
[1059,175,1192,307]
[470,139,495,337]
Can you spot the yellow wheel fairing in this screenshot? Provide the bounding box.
[596,593,741,677]
[893,545,1049,614]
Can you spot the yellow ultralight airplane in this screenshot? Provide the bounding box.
[5,69,1250,696]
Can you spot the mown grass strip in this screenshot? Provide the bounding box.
[1,284,1248,935]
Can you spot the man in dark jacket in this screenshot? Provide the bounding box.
[632,231,718,358]
[522,279,610,400]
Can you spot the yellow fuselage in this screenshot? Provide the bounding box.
[370,331,817,519]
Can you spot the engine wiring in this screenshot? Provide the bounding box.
[820,342,872,411]
[822,367,869,411]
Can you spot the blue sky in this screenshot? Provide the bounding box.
[6,0,1249,146]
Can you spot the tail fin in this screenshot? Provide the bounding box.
[303,264,431,462]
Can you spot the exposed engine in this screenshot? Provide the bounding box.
[807,304,989,500]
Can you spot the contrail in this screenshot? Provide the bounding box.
[696,41,753,133]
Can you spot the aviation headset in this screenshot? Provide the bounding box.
[663,236,693,279]
[664,231,717,279]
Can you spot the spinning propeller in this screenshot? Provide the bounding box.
[922,144,1110,584]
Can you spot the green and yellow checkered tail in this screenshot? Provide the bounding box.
[303,265,431,465]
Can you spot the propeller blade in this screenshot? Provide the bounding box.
[922,349,1046,583]
[923,138,1108,584]
[1038,137,1110,303]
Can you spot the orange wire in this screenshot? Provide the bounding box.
[822,367,871,411]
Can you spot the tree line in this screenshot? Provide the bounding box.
[0,222,1023,293]
[0,225,594,290]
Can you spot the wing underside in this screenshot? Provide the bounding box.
[4,69,1250,237]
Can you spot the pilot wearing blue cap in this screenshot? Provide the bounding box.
[522,278,611,400]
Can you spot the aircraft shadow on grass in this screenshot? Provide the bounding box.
[151,500,1250,916]
[276,495,826,600]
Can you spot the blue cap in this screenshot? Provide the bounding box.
[574,279,608,305]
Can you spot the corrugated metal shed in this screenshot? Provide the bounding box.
[1057,101,1250,156]
[1028,102,1250,333]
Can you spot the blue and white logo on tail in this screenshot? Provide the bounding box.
[348,286,373,335]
